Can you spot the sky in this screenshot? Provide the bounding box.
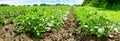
[0,0,84,6]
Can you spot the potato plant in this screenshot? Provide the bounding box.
[13,6,69,38]
[74,6,120,37]
[0,17,4,27]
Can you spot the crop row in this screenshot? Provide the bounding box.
[0,6,120,38]
[74,6,120,37]
[0,6,70,38]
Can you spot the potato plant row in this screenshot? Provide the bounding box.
[0,6,70,38]
[74,6,120,37]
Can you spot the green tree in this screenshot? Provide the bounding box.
[82,0,120,8]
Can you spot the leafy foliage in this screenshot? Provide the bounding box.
[74,6,120,37]
[0,4,10,6]
[0,6,29,24]
[40,3,51,6]
[14,13,50,38]
[82,0,120,9]
[13,6,69,38]
[0,6,69,38]
[0,17,4,27]
[33,4,39,6]
[82,0,109,8]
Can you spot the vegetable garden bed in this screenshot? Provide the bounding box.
[0,6,120,41]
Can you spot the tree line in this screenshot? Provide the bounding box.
[0,3,81,6]
[82,0,120,8]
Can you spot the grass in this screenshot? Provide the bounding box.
[75,6,120,22]
[102,10,120,22]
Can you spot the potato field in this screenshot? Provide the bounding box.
[0,6,120,41]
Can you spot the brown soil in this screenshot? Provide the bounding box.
[0,7,120,41]
[0,24,33,41]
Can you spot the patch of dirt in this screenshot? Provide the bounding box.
[0,24,33,41]
[78,32,120,41]
[0,7,120,41]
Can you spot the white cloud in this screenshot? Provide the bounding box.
[78,0,84,4]
[0,0,84,6]
[0,1,21,5]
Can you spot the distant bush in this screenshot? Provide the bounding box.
[22,5,30,6]
[55,3,63,6]
[74,4,81,6]
[27,5,31,6]
[40,3,50,6]
[12,5,15,6]
[0,4,10,6]
[33,4,39,6]
[55,3,69,6]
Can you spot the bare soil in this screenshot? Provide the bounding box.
[0,7,120,41]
